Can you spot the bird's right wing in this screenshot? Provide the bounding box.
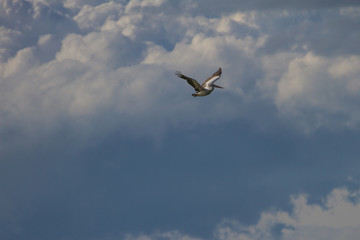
[202,68,222,89]
[175,71,204,92]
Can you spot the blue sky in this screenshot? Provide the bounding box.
[1,0,360,239]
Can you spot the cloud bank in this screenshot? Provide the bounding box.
[125,187,360,240]
[1,1,360,239]
[0,0,360,146]
[1,0,360,145]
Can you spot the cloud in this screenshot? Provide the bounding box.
[2,2,360,240]
[123,187,360,240]
[1,0,360,140]
[218,188,360,240]
[181,0,360,14]
[0,0,263,145]
[273,52,360,131]
[73,2,123,31]
[0,1,360,147]
[124,231,202,240]
[63,0,114,9]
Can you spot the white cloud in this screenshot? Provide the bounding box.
[125,0,166,11]
[74,2,123,31]
[339,7,360,19]
[3,47,39,77]
[273,52,360,131]
[0,0,265,144]
[2,2,360,239]
[280,188,360,240]
[63,0,112,9]
[55,30,141,68]
[1,0,360,146]
[0,26,23,62]
[122,187,360,240]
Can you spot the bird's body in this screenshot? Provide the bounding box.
[175,68,223,97]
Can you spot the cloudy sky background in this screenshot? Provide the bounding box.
[2,0,360,239]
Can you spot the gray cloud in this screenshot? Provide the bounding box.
[180,0,360,15]
[256,9,360,56]
[0,0,78,61]
[116,187,360,240]
[2,1,360,138]
[213,188,360,240]
[2,1,360,240]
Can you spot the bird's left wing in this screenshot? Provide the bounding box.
[175,71,204,92]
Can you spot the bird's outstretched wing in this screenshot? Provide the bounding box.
[202,68,222,89]
[175,71,204,92]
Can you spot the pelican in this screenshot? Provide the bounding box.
[175,68,223,97]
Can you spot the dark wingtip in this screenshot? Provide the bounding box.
[175,70,182,77]
[213,67,222,76]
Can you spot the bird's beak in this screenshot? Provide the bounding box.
[213,84,223,89]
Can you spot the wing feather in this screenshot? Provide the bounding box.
[202,68,222,88]
[175,71,203,92]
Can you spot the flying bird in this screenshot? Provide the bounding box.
[175,68,223,97]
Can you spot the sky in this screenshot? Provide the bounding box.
[1,0,360,239]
